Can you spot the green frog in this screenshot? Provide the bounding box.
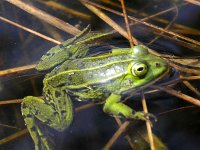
[22,27,169,150]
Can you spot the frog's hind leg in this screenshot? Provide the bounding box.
[22,97,55,150]
[22,94,73,150]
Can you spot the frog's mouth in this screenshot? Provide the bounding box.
[148,66,171,87]
[123,65,170,99]
[152,66,178,85]
[146,65,170,89]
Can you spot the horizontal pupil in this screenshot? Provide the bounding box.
[137,67,144,71]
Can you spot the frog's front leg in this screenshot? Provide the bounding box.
[22,86,73,150]
[103,93,154,120]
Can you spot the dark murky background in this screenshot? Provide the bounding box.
[0,0,200,150]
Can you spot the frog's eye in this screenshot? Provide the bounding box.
[132,62,148,78]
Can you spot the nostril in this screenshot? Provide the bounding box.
[155,62,160,67]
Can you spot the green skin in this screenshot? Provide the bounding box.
[22,27,169,150]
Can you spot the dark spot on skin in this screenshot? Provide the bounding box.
[78,62,84,69]
[50,102,56,109]
[44,99,49,104]
[118,112,125,118]
[53,112,58,115]
[155,62,160,67]
[22,104,27,109]
[43,94,46,100]
[35,110,39,116]
[55,91,61,98]
[59,44,65,49]
[26,114,32,118]
[60,44,72,57]
[46,53,53,57]
[63,101,67,105]
[40,133,49,139]
[30,126,36,132]
[131,110,136,115]
[61,110,66,115]
[44,119,52,125]
[68,51,73,57]
[68,75,72,81]
[47,90,51,95]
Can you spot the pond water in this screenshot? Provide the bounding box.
[0,1,200,150]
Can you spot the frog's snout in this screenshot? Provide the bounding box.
[152,60,169,77]
[154,60,168,69]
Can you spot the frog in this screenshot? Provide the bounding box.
[21,26,169,150]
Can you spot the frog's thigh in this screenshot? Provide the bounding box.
[22,96,70,132]
[103,93,148,120]
[22,96,58,150]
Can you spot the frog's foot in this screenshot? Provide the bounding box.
[103,94,157,123]
[131,111,157,122]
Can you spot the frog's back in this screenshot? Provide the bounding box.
[66,53,131,70]
[46,53,132,90]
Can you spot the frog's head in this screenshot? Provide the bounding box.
[125,45,169,91]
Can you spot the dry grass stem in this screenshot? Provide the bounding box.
[152,85,200,107]
[114,117,134,149]
[141,93,155,150]
[172,29,200,35]
[129,3,183,28]
[158,105,195,116]
[184,0,200,6]
[0,99,22,105]
[148,4,178,45]
[0,129,28,145]
[0,124,19,130]
[183,81,200,97]
[120,0,136,46]
[168,57,200,66]
[128,18,200,47]
[180,76,200,80]
[150,76,200,94]
[0,64,36,76]
[102,121,130,150]
[101,0,200,34]
[85,1,200,47]
[5,0,80,35]
[80,1,160,56]
[75,103,97,112]
[41,23,64,41]
[168,62,200,75]
[41,1,91,20]
[80,0,135,41]
[0,16,61,45]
